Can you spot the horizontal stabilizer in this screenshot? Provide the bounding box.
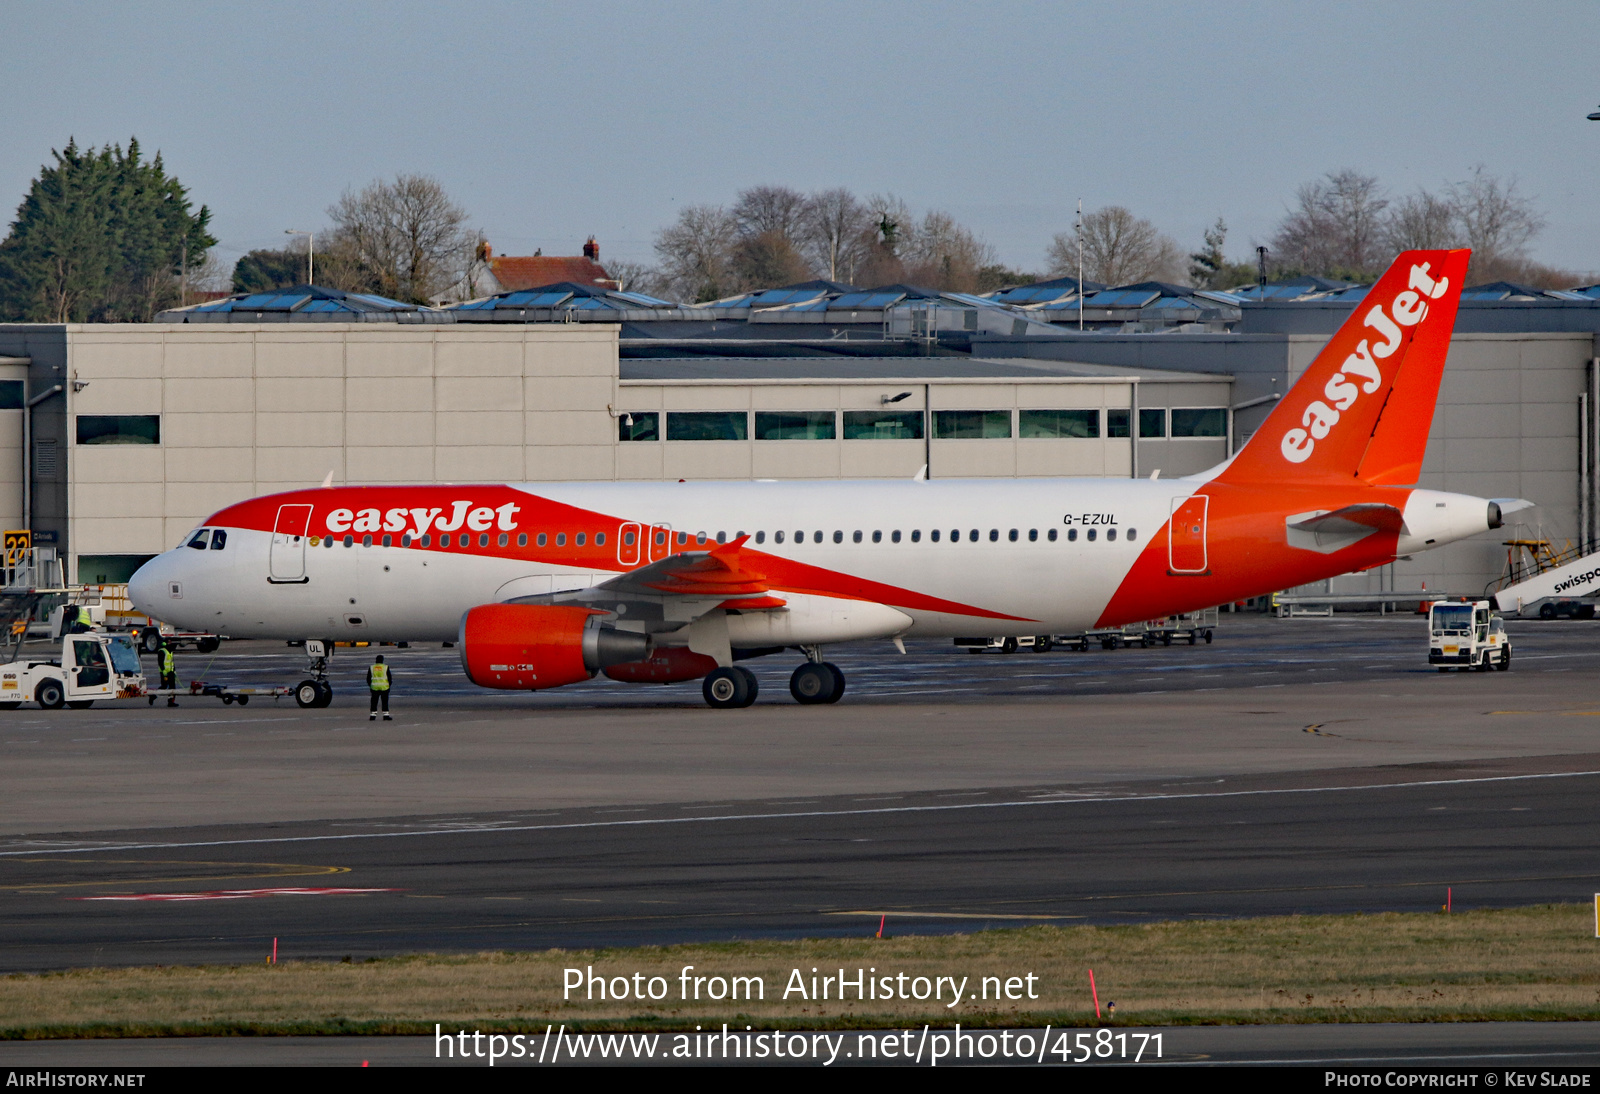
[1286,503,1404,554]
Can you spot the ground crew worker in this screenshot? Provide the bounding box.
[367,654,391,721]
[158,642,178,707]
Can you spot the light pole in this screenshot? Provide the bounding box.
[285,230,314,285]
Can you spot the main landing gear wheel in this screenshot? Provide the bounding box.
[789,662,845,705]
[703,666,758,709]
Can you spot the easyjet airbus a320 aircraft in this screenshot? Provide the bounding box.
[129,249,1523,709]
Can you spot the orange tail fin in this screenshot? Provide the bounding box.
[1220,248,1469,485]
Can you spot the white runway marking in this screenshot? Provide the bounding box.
[2,769,1595,858]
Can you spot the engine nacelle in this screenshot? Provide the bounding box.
[603,646,719,684]
[459,603,649,691]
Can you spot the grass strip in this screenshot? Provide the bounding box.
[5,904,1600,1038]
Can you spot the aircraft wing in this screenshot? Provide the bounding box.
[504,536,781,632]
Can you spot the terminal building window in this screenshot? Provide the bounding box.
[1138,408,1166,438]
[1019,409,1098,438]
[1171,408,1226,438]
[1106,409,1131,439]
[618,412,659,442]
[76,414,160,445]
[0,381,22,409]
[934,410,1012,440]
[843,410,923,440]
[754,411,835,440]
[666,412,748,441]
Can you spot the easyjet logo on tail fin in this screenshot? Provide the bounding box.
[1279,262,1451,465]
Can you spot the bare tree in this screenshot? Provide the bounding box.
[1449,165,1545,282]
[604,259,671,298]
[731,230,813,290]
[325,174,475,303]
[1048,206,1184,286]
[1268,169,1390,278]
[900,209,998,292]
[731,186,812,241]
[800,188,873,283]
[1384,190,1460,253]
[653,203,739,302]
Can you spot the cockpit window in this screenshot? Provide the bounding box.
[209,529,227,551]
[186,529,210,550]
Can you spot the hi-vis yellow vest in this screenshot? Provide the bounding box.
[369,663,390,691]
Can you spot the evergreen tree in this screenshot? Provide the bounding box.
[0,138,215,321]
[232,248,309,293]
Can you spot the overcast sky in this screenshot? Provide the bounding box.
[5,0,1598,280]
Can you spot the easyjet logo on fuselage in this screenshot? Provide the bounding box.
[1279,263,1451,465]
[324,501,522,537]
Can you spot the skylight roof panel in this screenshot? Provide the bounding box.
[614,291,671,306]
[830,293,872,308]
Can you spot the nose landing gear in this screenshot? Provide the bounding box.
[294,639,334,709]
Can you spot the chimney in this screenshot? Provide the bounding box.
[583,237,599,262]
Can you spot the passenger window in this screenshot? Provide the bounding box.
[872,530,882,543]
[556,533,567,547]
[420,535,431,547]
[677,532,688,545]
[696,532,707,545]
[498,533,508,547]
[1008,529,1018,542]
[833,530,843,544]
[968,530,979,542]
[1048,528,1057,542]
[344,535,354,547]
[517,533,527,547]
[1107,528,1117,542]
[325,537,335,548]
[478,533,489,547]
[623,530,635,546]
[1067,528,1077,542]
[537,533,547,547]
[775,531,785,544]
[891,530,901,543]
[756,531,766,544]
[576,533,586,546]
[1127,529,1137,542]
[910,530,920,542]
[187,530,210,550]
[210,529,227,550]
[813,531,823,543]
[1087,528,1097,542]
[401,534,412,547]
[1027,529,1037,542]
[362,535,374,547]
[382,534,392,547]
[988,529,999,542]
[596,532,605,546]
[715,532,726,544]
[931,529,940,542]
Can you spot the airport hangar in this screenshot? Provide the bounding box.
[0,274,1596,603]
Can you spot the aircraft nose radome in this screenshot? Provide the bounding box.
[127,555,167,614]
